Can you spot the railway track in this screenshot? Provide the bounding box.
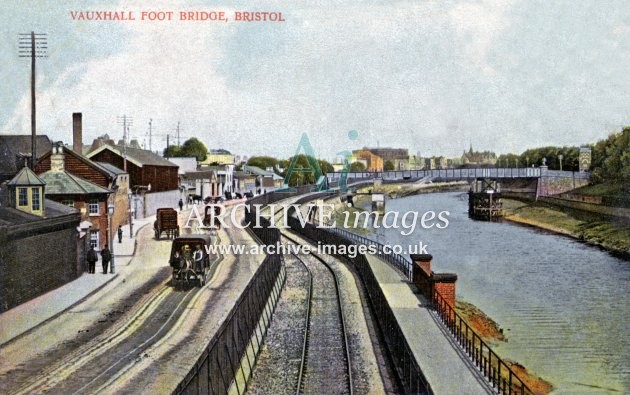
[10,281,197,394]
[285,233,353,395]
[245,198,354,394]
[0,223,223,395]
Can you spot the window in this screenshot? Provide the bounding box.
[31,188,40,211]
[89,199,99,215]
[62,199,74,208]
[18,187,28,206]
[90,230,99,249]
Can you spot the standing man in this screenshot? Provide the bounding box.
[178,198,184,212]
[101,244,112,274]
[86,246,98,274]
[193,244,204,271]
[118,225,123,243]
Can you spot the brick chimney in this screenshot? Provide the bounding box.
[50,142,65,172]
[73,112,82,154]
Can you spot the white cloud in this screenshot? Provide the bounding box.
[1,1,628,159]
[448,0,518,76]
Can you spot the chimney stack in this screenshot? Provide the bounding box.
[72,112,82,154]
[50,142,65,172]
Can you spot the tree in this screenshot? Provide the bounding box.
[350,161,366,172]
[591,127,630,183]
[384,160,395,171]
[247,156,279,171]
[164,145,181,158]
[180,138,208,161]
[318,159,334,174]
[164,138,207,161]
[283,154,319,186]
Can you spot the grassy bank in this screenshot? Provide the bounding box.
[503,199,630,257]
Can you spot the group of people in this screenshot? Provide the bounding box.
[85,225,124,274]
[170,244,205,272]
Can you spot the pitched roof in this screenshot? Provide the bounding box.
[7,166,46,186]
[39,170,111,195]
[0,135,52,177]
[243,165,284,180]
[94,161,127,176]
[87,144,178,167]
[233,171,256,179]
[36,145,124,181]
[0,197,77,225]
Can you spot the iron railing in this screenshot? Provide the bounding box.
[433,291,534,395]
[327,167,591,182]
[175,252,283,395]
[175,210,283,394]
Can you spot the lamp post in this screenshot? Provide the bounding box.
[108,203,115,273]
[128,190,133,238]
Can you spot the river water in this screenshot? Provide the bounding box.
[371,192,629,394]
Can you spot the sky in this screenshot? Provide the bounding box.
[0,0,628,161]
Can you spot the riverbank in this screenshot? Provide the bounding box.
[456,300,506,342]
[502,199,630,259]
[359,180,469,199]
[456,300,553,394]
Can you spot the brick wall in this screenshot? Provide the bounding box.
[0,218,80,313]
[410,254,457,309]
[433,276,457,308]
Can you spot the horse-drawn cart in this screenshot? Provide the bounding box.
[154,208,180,239]
[169,234,214,288]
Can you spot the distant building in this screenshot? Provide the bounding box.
[351,149,384,172]
[408,155,425,170]
[182,164,235,199]
[461,145,497,167]
[233,171,257,194]
[242,165,284,191]
[364,147,409,170]
[86,143,179,192]
[85,142,179,218]
[200,149,235,166]
[331,162,346,172]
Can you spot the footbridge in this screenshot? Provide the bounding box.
[327,167,591,197]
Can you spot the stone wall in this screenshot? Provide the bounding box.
[0,215,80,313]
[537,173,590,197]
[143,189,181,218]
[541,196,630,219]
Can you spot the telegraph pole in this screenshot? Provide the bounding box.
[148,118,153,152]
[117,115,133,171]
[176,122,181,146]
[166,134,170,159]
[18,31,47,169]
